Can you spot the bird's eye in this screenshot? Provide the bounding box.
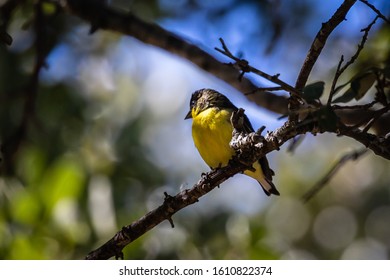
[190,98,196,107]
[190,92,199,107]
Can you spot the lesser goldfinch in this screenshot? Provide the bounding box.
[185,88,279,196]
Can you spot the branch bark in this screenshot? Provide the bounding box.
[53,0,389,259]
[85,112,311,259]
[301,148,368,203]
[295,0,357,90]
[60,0,288,115]
[57,0,390,134]
[85,100,390,259]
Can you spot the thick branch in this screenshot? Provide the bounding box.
[85,114,312,260]
[338,124,390,159]
[85,160,250,259]
[1,0,52,174]
[60,0,288,114]
[295,0,357,90]
[359,0,390,24]
[59,0,390,133]
[85,99,390,259]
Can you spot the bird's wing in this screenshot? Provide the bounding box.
[241,110,276,181]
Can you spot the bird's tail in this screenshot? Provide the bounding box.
[258,177,280,196]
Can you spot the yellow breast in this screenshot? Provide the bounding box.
[191,107,235,168]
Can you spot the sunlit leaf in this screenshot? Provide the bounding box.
[302,81,325,102]
[40,156,86,212]
[42,2,56,15]
[9,235,46,260]
[16,145,46,185]
[10,190,41,226]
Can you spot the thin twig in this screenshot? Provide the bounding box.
[362,104,390,133]
[327,55,345,106]
[295,0,357,90]
[60,0,290,115]
[245,87,284,95]
[302,148,368,203]
[59,0,390,132]
[327,16,379,105]
[85,112,314,259]
[85,99,390,259]
[1,0,50,174]
[359,0,390,24]
[340,15,378,74]
[215,38,302,97]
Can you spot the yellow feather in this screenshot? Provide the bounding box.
[192,107,234,168]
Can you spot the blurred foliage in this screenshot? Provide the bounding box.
[1,0,390,260]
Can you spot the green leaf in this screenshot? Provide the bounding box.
[383,65,390,79]
[333,82,349,96]
[351,72,376,100]
[10,190,41,226]
[302,81,325,102]
[332,71,377,103]
[42,2,56,15]
[332,87,357,103]
[40,156,85,212]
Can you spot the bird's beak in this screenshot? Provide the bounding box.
[184,110,192,119]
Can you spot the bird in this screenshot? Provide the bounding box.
[185,88,279,196]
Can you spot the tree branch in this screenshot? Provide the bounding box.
[57,0,390,134]
[215,38,301,97]
[327,15,379,105]
[359,0,390,24]
[85,163,245,260]
[54,0,389,258]
[301,148,368,203]
[1,0,52,174]
[86,110,314,259]
[338,123,390,159]
[85,97,390,259]
[295,0,357,91]
[59,0,288,115]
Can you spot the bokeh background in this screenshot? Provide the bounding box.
[0,0,390,259]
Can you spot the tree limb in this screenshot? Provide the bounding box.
[215,38,301,97]
[1,0,53,174]
[85,162,246,260]
[59,0,288,115]
[55,0,389,258]
[359,0,390,24]
[295,0,357,91]
[85,97,390,259]
[85,110,312,259]
[301,148,368,203]
[57,0,390,134]
[328,15,379,105]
